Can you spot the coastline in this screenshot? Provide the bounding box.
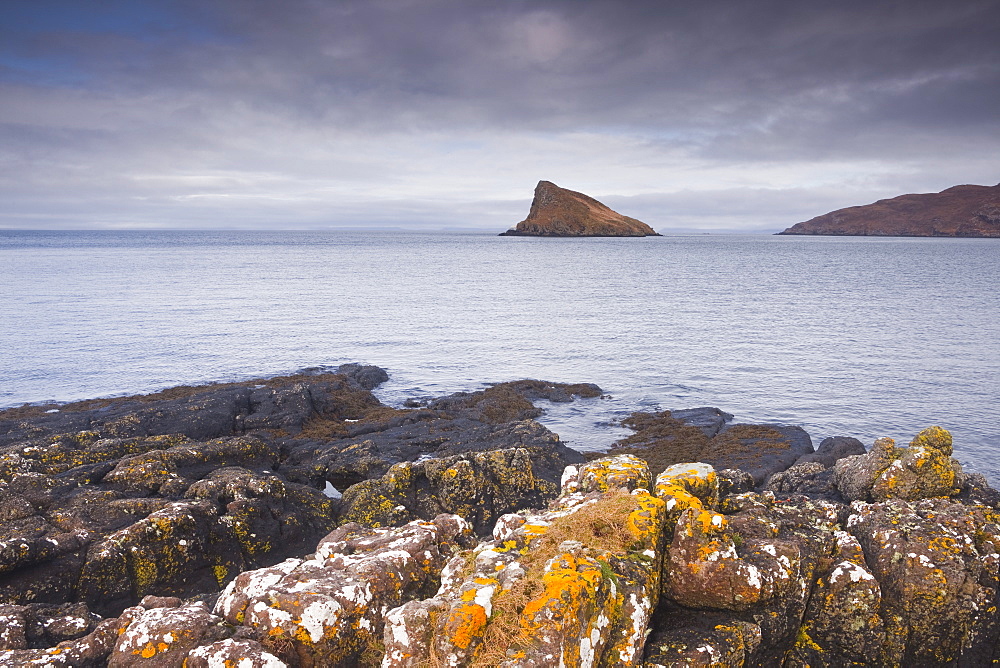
[2,367,999,665]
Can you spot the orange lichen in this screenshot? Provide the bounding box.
[445,601,490,651]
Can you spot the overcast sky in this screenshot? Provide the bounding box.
[2,0,998,232]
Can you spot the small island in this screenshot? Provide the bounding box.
[778,182,1000,237]
[500,180,660,237]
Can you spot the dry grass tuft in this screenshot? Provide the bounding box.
[357,636,387,667]
[297,405,411,440]
[467,489,638,666]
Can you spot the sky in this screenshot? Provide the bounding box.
[1,0,998,232]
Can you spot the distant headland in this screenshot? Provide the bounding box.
[778,182,1000,237]
[500,180,660,237]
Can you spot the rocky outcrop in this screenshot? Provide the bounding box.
[280,380,593,492]
[500,180,660,237]
[833,425,964,502]
[3,427,1000,666]
[0,363,388,446]
[337,447,571,535]
[0,370,596,619]
[381,455,667,667]
[609,408,814,485]
[5,367,1000,667]
[778,182,1000,236]
[214,515,474,666]
[0,430,338,617]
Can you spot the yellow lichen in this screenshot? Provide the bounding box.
[213,564,230,585]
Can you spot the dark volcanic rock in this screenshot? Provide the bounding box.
[799,497,1000,666]
[778,182,1000,237]
[794,435,866,468]
[499,180,660,237]
[654,490,840,666]
[0,371,595,619]
[713,423,813,485]
[334,362,390,391]
[763,461,842,500]
[281,381,592,491]
[213,515,473,666]
[609,408,812,485]
[669,406,733,437]
[0,601,100,650]
[647,435,1000,668]
[0,369,387,446]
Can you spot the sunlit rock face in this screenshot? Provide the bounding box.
[500,180,660,237]
[382,455,667,667]
[778,182,1000,237]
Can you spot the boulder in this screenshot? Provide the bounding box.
[0,601,99,651]
[75,499,226,616]
[785,529,901,666]
[834,426,964,502]
[836,497,1000,665]
[643,612,762,667]
[107,601,229,667]
[763,461,842,500]
[382,455,668,667]
[337,447,569,535]
[214,515,472,666]
[0,614,125,667]
[669,407,733,437]
[332,363,389,391]
[649,479,841,667]
[611,408,813,484]
[185,638,288,667]
[794,435,866,468]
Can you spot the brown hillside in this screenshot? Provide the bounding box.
[779,183,1000,237]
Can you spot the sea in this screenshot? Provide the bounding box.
[2,230,998,484]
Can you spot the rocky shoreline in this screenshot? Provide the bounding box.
[1,366,998,666]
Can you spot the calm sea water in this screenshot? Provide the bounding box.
[2,230,998,483]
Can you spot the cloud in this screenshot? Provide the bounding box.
[1,0,998,230]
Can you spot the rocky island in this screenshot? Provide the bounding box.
[778,182,1000,237]
[1,366,999,666]
[500,180,660,237]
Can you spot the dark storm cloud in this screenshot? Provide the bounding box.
[1,0,998,229]
[182,0,1000,133]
